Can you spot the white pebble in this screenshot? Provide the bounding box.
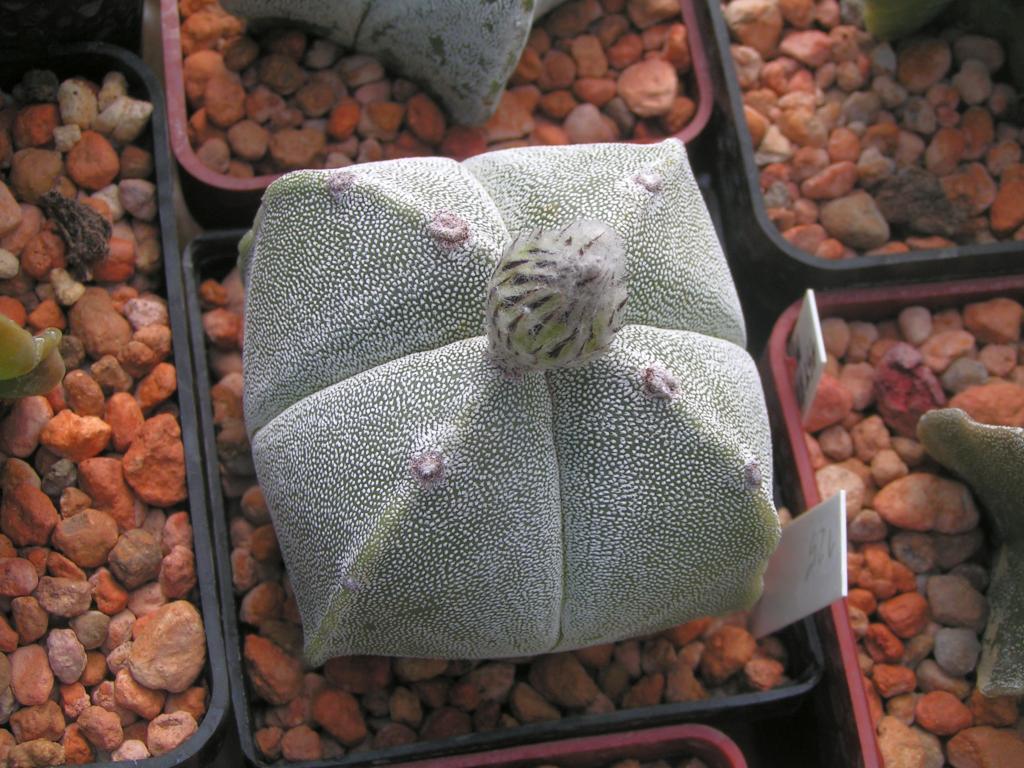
[118,179,157,222]
[91,184,124,221]
[112,740,151,760]
[49,268,86,307]
[897,305,933,345]
[123,296,168,330]
[98,70,128,111]
[0,248,19,279]
[52,124,81,153]
[94,96,153,144]
[57,77,98,129]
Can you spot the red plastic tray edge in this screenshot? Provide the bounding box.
[764,272,1024,768]
[388,724,747,768]
[160,0,714,197]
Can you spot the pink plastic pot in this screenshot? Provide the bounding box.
[389,724,747,768]
[160,0,714,227]
[762,273,1024,768]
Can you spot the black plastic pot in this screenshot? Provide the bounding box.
[0,43,229,767]
[0,1,143,53]
[692,0,1024,353]
[162,0,717,230]
[184,227,824,768]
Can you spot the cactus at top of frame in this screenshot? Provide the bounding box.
[239,138,780,663]
[918,407,1024,697]
[220,0,569,125]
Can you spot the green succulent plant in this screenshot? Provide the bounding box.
[240,139,781,662]
[918,407,1024,696]
[0,314,64,400]
[220,0,568,125]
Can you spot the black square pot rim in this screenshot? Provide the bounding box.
[699,0,1024,278]
[0,41,231,768]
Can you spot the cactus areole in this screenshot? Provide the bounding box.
[486,220,628,372]
[241,139,781,663]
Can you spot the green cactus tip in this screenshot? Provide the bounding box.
[485,219,628,373]
[0,314,65,399]
[917,407,1024,697]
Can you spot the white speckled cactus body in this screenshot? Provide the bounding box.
[220,0,568,125]
[242,138,781,663]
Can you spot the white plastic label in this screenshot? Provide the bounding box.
[788,289,828,418]
[750,492,848,638]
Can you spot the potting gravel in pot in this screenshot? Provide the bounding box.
[775,282,1024,766]
[162,0,713,225]
[719,0,1023,259]
[187,138,822,765]
[0,48,227,766]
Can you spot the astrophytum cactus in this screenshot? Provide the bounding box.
[241,138,781,663]
[220,0,567,125]
[918,408,1024,696]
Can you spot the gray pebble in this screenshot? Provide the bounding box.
[118,179,157,222]
[304,38,338,70]
[603,97,636,137]
[819,424,854,461]
[0,687,14,725]
[989,83,1016,118]
[849,508,888,542]
[902,633,934,667]
[60,335,86,370]
[915,659,971,699]
[932,529,985,569]
[41,458,76,497]
[952,60,993,105]
[941,357,989,394]
[46,628,87,684]
[763,180,792,209]
[953,35,1005,73]
[933,627,981,677]
[842,91,882,124]
[870,43,897,75]
[338,54,385,87]
[840,0,866,26]
[14,69,59,102]
[891,531,936,573]
[390,78,418,103]
[950,562,989,592]
[927,573,989,632]
[857,146,895,186]
[902,97,936,135]
[69,611,111,650]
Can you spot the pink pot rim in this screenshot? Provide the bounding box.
[161,0,714,195]
[765,272,1024,768]
[386,723,747,768]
